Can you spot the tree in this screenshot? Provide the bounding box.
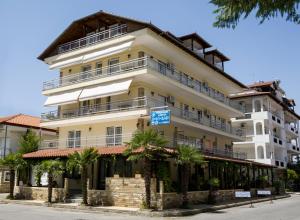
[18,129,40,154]
[39,160,64,203]
[66,148,99,205]
[0,153,27,199]
[124,129,169,209]
[210,0,300,28]
[175,145,206,208]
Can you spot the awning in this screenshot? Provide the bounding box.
[49,56,83,70]
[79,79,132,101]
[44,89,82,107]
[82,41,133,63]
[49,41,133,70]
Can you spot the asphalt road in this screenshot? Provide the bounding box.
[0,195,299,220]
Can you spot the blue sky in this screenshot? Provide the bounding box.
[0,0,299,116]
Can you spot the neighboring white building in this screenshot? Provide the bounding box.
[0,114,57,192]
[231,81,300,168]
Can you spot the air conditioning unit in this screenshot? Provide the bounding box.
[167,95,175,104]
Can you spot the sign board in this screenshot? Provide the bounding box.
[235,191,251,198]
[151,110,171,126]
[257,190,271,195]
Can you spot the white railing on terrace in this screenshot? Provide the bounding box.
[57,24,127,54]
[41,96,245,138]
[43,57,244,112]
[43,57,147,90]
[40,134,246,159]
[285,124,299,134]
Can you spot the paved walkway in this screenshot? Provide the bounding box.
[0,194,298,220]
[0,193,289,217]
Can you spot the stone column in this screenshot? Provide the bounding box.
[158,180,164,210]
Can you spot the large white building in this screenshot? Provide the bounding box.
[231,81,300,168]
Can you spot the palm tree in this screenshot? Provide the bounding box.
[66,147,99,205]
[175,145,206,208]
[39,160,64,203]
[124,129,169,209]
[0,153,27,199]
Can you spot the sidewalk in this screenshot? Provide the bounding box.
[0,194,291,217]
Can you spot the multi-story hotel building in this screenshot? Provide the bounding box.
[231,81,300,168]
[38,11,247,155]
[21,12,276,206]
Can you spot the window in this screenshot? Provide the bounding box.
[108,58,119,73]
[109,24,120,37]
[4,171,10,182]
[256,122,263,135]
[81,100,90,114]
[257,146,264,159]
[138,51,145,66]
[106,96,111,111]
[68,131,81,148]
[183,104,189,118]
[158,94,167,105]
[138,88,145,106]
[254,100,261,112]
[106,126,122,146]
[96,62,102,75]
[95,98,101,111]
[81,65,92,79]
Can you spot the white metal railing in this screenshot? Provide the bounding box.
[285,123,299,135]
[57,24,127,54]
[43,57,147,90]
[40,133,133,150]
[42,56,244,112]
[40,134,246,159]
[41,96,245,138]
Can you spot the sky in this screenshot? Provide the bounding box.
[0,0,299,117]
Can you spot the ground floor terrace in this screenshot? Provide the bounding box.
[14,146,279,209]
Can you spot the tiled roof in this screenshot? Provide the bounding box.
[0,114,55,131]
[22,146,273,168]
[23,146,176,159]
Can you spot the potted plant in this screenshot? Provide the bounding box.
[207,177,220,204]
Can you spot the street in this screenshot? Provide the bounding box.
[0,195,299,220]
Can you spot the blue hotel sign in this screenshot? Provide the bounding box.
[151,110,171,126]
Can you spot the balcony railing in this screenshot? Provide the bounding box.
[40,134,246,160]
[285,124,299,135]
[43,57,243,112]
[57,24,127,54]
[41,97,244,138]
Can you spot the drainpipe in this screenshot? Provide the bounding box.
[3,124,8,158]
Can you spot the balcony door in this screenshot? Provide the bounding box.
[68,130,81,148]
[106,126,122,146]
[108,58,119,74]
[81,65,91,79]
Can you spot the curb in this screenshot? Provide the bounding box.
[0,194,291,217]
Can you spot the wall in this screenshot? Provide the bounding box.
[14,186,65,202]
[88,175,157,208]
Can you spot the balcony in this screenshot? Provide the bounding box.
[40,134,246,160]
[43,57,243,112]
[287,142,299,152]
[285,124,299,136]
[41,96,244,138]
[57,24,127,54]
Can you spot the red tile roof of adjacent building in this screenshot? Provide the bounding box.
[0,114,56,131]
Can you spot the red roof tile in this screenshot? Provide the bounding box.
[23,146,175,159]
[248,81,274,88]
[0,114,55,131]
